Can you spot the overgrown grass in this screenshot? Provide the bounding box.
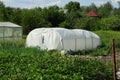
[95,30,120,46]
[90,30,120,56]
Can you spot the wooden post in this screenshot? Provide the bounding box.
[112,39,117,80]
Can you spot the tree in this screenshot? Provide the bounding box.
[4,7,13,21]
[0,1,6,21]
[9,8,22,24]
[41,6,65,27]
[89,3,97,11]
[65,1,80,12]
[21,8,51,34]
[113,1,120,15]
[118,1,120,8]
[98,2,113,17]
[64,1,81,29]
[100,15,120,30]
[65,11,81,29]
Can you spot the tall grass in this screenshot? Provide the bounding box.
[90,30,120,56]
[95,30,120,46]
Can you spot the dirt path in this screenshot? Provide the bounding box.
[66,52,120,61]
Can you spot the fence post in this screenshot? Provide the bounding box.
[112,39,117,80]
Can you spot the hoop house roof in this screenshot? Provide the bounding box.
[26,28,101,51]
[0,22,22,40]
[0,22,22,28]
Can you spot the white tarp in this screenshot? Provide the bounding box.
[26,28,101,51]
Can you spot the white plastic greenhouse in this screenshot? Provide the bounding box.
[26,28,101,51]
[0,22,22,40]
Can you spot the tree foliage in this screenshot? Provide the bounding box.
[100,15,120,30]
[0,1,120,34]
[0,1,6,21]
[65,1,80,12]
[98,2,113,17]
[89,3,97,12]
[41,6,65,27]
[21,8,52,34]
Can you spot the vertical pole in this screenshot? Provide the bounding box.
[112,39,117,80]
[3,27,4,40]
[75,38,76,51]
[61,39,64,50]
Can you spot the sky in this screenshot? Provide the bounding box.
[0,0,120,9]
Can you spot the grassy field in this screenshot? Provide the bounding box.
[89,30,120,56]
[1,30,120,80]
[95,30,120,45]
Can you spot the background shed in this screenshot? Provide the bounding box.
[86,11,101,17]
[0,22,22,40]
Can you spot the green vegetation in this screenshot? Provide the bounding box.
[89,31,120,56]
[0,1,120,34]
[0,0,120,79]
[1,31,120,80]
[95,30,120,45]
[0,40,113,80]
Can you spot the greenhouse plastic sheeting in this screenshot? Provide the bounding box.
[26,28,101,51]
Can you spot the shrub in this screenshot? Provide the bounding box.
[100,15,120,30]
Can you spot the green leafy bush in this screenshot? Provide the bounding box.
[100,15,120,30]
